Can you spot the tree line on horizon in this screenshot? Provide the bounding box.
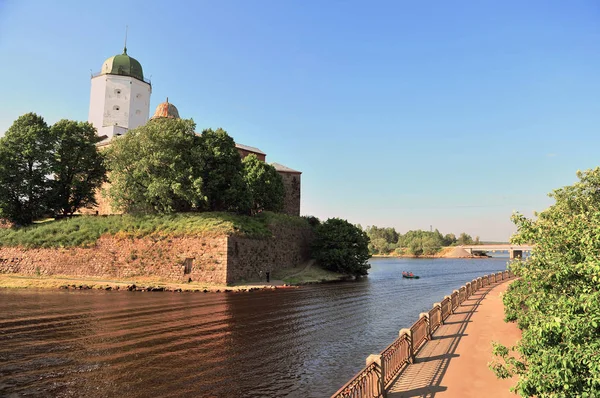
[365,225,480,256]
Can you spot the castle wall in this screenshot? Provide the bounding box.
[0,235,228,284]
[0,225,313,285]
[278,172,301,216]
[226,224,313,283]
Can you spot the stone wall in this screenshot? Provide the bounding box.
[0,235,228,284]
[278,172,301,216]
[226,224,313,283]
[0,224,313,285]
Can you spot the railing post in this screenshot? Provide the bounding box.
[366,354,386,398]
[466,282,471,297]
[433,302,443,325]
[420,312,431,340]
[444,295,451,316]
[452,290,459,310]
[366,354,386,397]
[400,328,414,364]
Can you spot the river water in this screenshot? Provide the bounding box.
[0,257,510,397]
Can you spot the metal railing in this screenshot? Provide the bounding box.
[331,270,516,398]
[410,316,428,352]
[331,361,380,398]
[381,333,411,385]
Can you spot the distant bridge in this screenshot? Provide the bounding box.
[460,244,534,259]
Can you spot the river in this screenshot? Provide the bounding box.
[0,257,510,397]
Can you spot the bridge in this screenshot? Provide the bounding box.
[460,244,534,259]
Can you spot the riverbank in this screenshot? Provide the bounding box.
[0,261,349,292]
[372,246,491,259]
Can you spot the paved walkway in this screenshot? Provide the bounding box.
[387,280,520,397]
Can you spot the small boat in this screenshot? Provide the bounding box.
[402,272,420,279]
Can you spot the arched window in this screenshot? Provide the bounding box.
[113,105,120,111]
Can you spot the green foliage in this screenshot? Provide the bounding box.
[312,218,371,276]
[48,119,107,217]
[242,154,284,213]
[197,128,251,214]
[493,167,600,397]
[106,118,205,213]
[456,232,474,245]
[0,113,54,225]
[0,211,308,248]
[364,225,474,255]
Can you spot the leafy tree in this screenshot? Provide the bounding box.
[48,120,107,217]
[197,128,251,214]
[456,232,473,245]
[242,154,284,213]
[0,113,53,225]
[106,118,204,213]
[312,218,371,276]
[490,168,600,396]
[443,233,457,246]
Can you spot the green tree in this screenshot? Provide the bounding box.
[48,120,107,217]
[312,218,371,276]
[443,233,457,246]
[490,167,600,396]
[456,232,473,245]
[0,113,53,225]
[198,128,251,214]
[106,118,204,213]
[242,154,284,213]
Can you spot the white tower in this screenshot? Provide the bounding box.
[88,46,151,140]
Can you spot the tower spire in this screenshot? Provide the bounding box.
[124,25,128,54]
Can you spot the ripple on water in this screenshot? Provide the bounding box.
[0,257,510,397]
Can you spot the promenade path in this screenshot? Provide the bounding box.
[387,280,520,397]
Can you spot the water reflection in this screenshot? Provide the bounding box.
[0,257,510,397]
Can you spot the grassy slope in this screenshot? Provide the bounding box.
[0,211,309,248]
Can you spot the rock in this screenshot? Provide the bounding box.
[105,286,112,291]
[59,285,68,289]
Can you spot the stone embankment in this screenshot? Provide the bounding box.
[0,224,313,286]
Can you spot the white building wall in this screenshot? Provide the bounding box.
[88,74,151,140]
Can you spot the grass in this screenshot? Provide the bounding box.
[0,211,310,249]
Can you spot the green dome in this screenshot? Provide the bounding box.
[100,47,144,81]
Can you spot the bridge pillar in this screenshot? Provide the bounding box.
[510,250,523,259]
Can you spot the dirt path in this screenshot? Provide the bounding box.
[387,280,520,397]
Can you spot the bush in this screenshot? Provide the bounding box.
[312,218,371,276]
[490,168,600,396]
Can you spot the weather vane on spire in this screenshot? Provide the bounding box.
[124,25,128,54]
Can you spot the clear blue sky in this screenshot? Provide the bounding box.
[1,1,599,241]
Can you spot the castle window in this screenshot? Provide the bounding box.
[135,110,141,115]
[136,93,141,99]
[113,105,120,111]
[115,89,122,95]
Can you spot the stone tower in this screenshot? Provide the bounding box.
[88,46,151,140]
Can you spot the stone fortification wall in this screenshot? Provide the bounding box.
[227,225,313,283]
[278,172,301,216]
[0,224,313,285]
[0,235,228,284]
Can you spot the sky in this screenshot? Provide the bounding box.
[0,1,599,241]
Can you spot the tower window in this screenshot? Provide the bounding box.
[113,105,120,111]
[136,94,141,99]
[115,89,122,95]
[135,110,141,115]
